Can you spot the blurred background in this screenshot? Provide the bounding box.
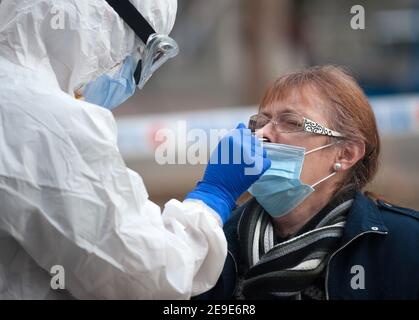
[115,0,419,209]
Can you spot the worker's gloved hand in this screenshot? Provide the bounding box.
[186,123,271,223]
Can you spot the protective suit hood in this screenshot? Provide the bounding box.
[0,0,177,94]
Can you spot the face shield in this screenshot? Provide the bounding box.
[134,33,179,89]
[105,0,179,90]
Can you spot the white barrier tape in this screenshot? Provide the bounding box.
[116,94,419,159]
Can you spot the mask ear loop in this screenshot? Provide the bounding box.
[311,171,337,189]
[305,142,335,155]
[305,142,339,189]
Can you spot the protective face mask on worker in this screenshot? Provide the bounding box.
[248,142,336,218]
[82,0,179,110]
[82,34,179,110]
[82,56,137,110]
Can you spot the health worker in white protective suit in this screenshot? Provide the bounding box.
[0,0,270,299]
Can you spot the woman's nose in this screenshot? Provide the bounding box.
[258,123,292,144]
[257,123,276,143]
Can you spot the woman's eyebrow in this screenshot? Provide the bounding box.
[259,110,272,117]
[280,108,300,115]
[276,107,306,118]
[261,106,307,118]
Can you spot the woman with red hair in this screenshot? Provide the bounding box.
[198,65,419,300]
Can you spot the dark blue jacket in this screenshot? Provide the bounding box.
[198,192,419,300]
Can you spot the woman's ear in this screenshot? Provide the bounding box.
[335,140,365,171]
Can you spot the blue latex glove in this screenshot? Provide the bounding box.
[186,123,271,223]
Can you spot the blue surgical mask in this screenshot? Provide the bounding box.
[248,142,336,218]
[83,56,137,110]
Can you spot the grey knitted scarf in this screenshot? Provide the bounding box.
[235,192,354,300]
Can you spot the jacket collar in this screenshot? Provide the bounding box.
[341,192,389,244]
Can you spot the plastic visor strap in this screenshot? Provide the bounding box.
[104,0,155,44]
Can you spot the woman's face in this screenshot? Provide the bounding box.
[258,87,340,189]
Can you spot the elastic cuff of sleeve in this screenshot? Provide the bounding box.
[185,183,235,224]
[183,199,223,226]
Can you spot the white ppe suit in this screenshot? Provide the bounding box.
[0,0,227,299]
